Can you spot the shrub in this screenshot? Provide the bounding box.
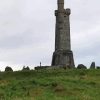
[77,64,87,69]
[97,66,100,69]
[5,66,13,72]
[51,82,58,87]
[22,66,30,71]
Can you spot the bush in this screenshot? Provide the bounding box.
[77,64,87,69]
[97,66,100,69]
[22,66,30,71]
[5,66,13,72]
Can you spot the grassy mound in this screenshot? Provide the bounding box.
[0,69,100,100]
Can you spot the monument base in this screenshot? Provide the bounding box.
[52,50,75,68]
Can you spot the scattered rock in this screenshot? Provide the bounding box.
[54,85,65,92]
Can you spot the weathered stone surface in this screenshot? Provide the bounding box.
[90,62,95,69]
[77,64,87,69]
[52,50,74,68]
[52,0,75,67]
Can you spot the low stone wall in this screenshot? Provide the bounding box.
[35,66,74,70]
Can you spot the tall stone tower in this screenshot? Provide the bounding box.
[52,0,75,68]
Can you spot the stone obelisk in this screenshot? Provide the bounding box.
[52,0,75,68]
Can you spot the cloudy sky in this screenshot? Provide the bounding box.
[0,0,100,71]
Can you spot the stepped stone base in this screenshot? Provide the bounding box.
[52,50,75,68]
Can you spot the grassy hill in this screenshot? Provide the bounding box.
[0,69,100,100]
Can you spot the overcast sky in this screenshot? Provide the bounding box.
[0,0,100,71]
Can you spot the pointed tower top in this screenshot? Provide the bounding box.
[58,0,64,4]
[58,0,64,11]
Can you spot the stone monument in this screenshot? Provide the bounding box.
[52,0,75,68]
[90,62,95,69]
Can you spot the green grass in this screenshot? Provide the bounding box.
[0,69,100,100]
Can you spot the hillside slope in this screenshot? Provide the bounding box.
[0,69,100,100]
